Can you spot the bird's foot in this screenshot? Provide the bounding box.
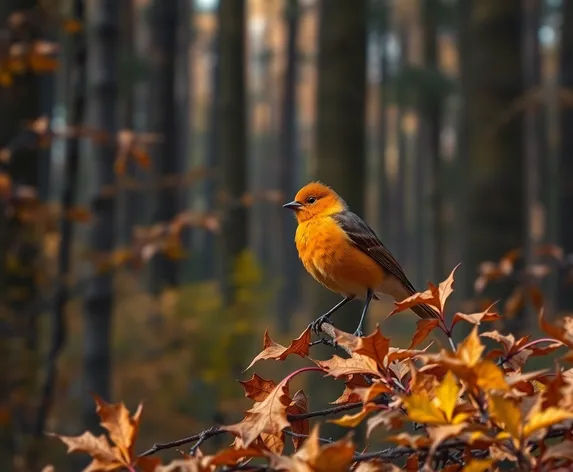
[309,314,332,335]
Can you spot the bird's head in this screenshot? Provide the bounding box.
[283,182,346,223]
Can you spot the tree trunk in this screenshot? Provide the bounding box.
[217,0,247,304]
[313,0,366,332]
[558,0,573,312]
[276,0,301,331]
[148,0,180,290]
[422,0,443,281]
[82,0,118,434]
[463,1,524,328]
[522,0,541,319]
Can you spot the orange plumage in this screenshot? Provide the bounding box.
[283,182,437,336]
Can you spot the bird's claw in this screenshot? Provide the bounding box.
[309,314,332,335]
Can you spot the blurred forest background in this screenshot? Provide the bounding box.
[1,0,573,470]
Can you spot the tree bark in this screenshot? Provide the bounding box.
[148,0,180,290]
[463,1,524,328]
[558,0,573,312]
[217,0,247,304]
[277,0,301,331]
[82,0,119,434]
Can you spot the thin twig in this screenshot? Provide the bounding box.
[284,430,334,445]
[139,427,225,457]
[287,402,362,421]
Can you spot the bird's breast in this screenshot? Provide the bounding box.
[294,218,384,297]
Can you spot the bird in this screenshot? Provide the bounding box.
[283,181,438,337]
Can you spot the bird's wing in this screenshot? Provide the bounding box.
[332,210,418,295]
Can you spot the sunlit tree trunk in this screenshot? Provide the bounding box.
[217,0,247,303]
[82,0,119,434]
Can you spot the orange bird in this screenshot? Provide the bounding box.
[283,182,437,337]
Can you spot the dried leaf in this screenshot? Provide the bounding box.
[452,307,500,327]
[246,328,311,370]
[489,396,522,440]
[523,407,573,438]
[457,327,485,368]
[223,377,291,447]
[542,440,573,462]
[49,431,124,471]
[409,319,440,349]
[353,327,391,367]
[435,371,459,423]
[329,403,378,428]
[288,389,309,451]
[93,394,142,464]
[239,374,277,402]
[315,353,381,379]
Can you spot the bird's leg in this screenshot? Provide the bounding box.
[353,289,373,337]
[310,296,354,334]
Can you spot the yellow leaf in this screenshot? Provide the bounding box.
[329,404,377,428]
[402,394,446,424]
[434,371,459,422]
[457,327,484,367]
[523,407,573,438]
[473,360,508,391]
[489,395,522,440]
[462,459,494,472]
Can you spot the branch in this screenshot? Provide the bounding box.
[139,427,225,457]
[139,402,362,457]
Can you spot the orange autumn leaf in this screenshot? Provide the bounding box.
[452,306,500,328]
[329,403,379,428]
[49,396,153,471]
[409,319,440,349]
[315,352,381,379]
[287,389,309,451]
[63,18,83,34]
[522,406,573,438]
[245,328,311,370]
[489,395,522,441]
[353,327,391,367]
[390,264,459,317]
[270,425,354,472]
[223,376,291,447]
[239,374,277,402]
[206,445,265,466]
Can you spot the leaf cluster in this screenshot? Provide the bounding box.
[49,267,573,471]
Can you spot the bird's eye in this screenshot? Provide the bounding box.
[307,196,317,204]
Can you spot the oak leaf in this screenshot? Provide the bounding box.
[246,328,311,370]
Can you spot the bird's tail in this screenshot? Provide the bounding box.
[411,303,440,319]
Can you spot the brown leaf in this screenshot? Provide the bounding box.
[315,353,381,379]
[245,328,311,370]
[331,376,369,405]
[354,327,391,367]
[135,456,163,472]
[155,458,212,472]
[452,307,500,327]
[539,311,573,349]
[409,319,440,349]
[366,409,404,437]
[223,376,291,447]
[428,423,467,456]
[206,446,264,466]
[49,431,125,471]
[239,374,277,402]
[288,389,309,451]
[93,394,142,464]
[329,403,379,428]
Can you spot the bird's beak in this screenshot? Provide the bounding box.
[282,201,303,211]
